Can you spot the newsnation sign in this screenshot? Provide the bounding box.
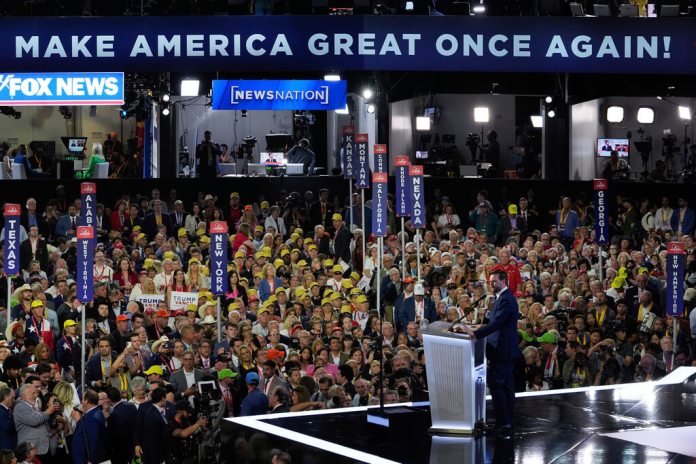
[0,16,694,74]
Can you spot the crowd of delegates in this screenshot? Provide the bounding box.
[0,184,695,463]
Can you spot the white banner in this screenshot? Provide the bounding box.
[137,294,164,311]
[169,291,198,311]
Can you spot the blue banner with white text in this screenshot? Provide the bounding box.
[80,183,97,229]
[3,204,21,275]
[372,172,388,237]
[0,72,123,106]
[210,222,229,296]
[409,165,426,229]
[0,17,694,74]
[355,134,370,189]
[395,157,411,218]
[342,126,355,179]
[593,179,608,245]
[666,242,685,317]
[76,226,95,303]
[212,80,346,110]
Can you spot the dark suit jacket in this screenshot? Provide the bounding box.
[107,401,138,464]
[20,212,47,238]
[624,284,662,311]
[309,202,334,229]
[498,215,527,245]
[0,404,17,450]
[144,212,174,240]
[20,238,49,272]
[397,297,437,333]
[473,288,521,361]
[333,225,352,264]
[135,402,172,464]
[55,214,79,239]
[170,210,188,231]
[72,406,107,464]
[169,368,205,397]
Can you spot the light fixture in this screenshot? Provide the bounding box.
[405,1,414,10]
[162,106,170,116]
[606,106,624,123]
[545,96,553,104]
[637,107,655,124]
[547,110,556,118]
[656,96,663,100]
[241,109,248,118]
[530,115,543,128]
[472,4,486,13]
[367,104,375,114]
[161,93,171,103]
[473,107,490,123]
[678,106,691,120]
[335,105,349,115]
[362,88,373,100]
[180,79,200,97]
[416,116,431,131]
[324,73,341,82]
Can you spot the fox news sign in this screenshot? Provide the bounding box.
[0,72,124,106]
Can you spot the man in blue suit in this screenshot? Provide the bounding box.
[54,204,80,240]
[106,387,138,464]
[0,386,17,450]
[396,283,437,333]
[135,386,171,464]
[72,389,108,464]
[462,270,521,440]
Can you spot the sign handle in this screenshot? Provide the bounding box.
[80,302,86,397]
[415,229,422,283]
[400,217,406,279]
[6,276,10,327]
[348,180,354,232]
[217,297,222,343]
[361,190,366,267]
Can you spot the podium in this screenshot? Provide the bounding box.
[422,321,487,434]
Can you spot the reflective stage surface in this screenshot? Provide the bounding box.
[220,368,696,463]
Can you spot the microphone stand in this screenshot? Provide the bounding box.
[448,294,488,332]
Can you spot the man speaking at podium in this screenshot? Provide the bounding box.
[461,270,520,440]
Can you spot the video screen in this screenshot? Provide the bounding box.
[260,152,287,165]
[415,151,428,159]
[597,138,629,158]
[68,138,87,153]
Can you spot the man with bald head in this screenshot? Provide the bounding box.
[14,384,60,462]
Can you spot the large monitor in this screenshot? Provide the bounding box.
[60,137,88,160]
[260,152,287,165]
[597,138,629,157]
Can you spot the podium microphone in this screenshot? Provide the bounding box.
[447,294,488,332]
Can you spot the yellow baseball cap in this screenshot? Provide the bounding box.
[177,228,187,237]
[323,259,334,267]
[63,319,77,329]
[274,287,286,295]
[196,229,205,236]
[199,235,211,244]
[341,280,353,289]
[350,271,361,280]
[297,260,308,267]
[261,201,270,209]
[273,259,285,268]
[31,300,44,308]
[188,258,200,265]
[290,233,300,242]
[332,264,343,273]
[186,303,198,313]
[350,288,362,296]
[295,228,304,236]
[230,192,239,199]
[340,305,352,314]
[332,213,342,221]
[321,297,331,306]
[132,225,142,232]
[303,237,313,244]
[227,302,239,312]
[280,249,290,257]
[136,233,146,241]
[308,244,318,251]
[330,292,341,301]
[356,295,368,304]
[163,251,175,260]
[234,251,246,259]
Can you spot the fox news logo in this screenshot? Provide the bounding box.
[0,72,124,105]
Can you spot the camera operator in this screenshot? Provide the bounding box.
[166,400,208,464]
[195,130,216,179]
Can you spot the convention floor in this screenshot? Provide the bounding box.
[221,367,696,463]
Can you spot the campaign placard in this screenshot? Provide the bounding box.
[409,165,425,229]
[666,241,685,317]
[3,204,20,275]
[355,133,370,189]
[76,226,95,303]
[372,172,388,237]
[395,156,410,218]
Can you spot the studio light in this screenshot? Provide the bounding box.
[678,106,691,120]
[547,110,556,118]
[530,115,543,128]
[161,93,171,103]
[416,116,431,131]
[474,107,490,123]
[324,74,341,81]
[545,96,553,104]
[367,104,375,114]
[405,1,414,10]
[241,109,248,118]
[362,88,373,100]
[606,106,624,123]
[162,107,170,116]
[58,106,73,120]
[180,79,200,97]
[472,4,486,13]
[637,107,655,124]
[120,109,128,119]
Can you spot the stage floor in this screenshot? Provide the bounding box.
[221,367,696,463]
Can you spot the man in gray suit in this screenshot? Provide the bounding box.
[14,384,59,461]
[169,350,204,400]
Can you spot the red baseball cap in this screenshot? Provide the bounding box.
[116,314,129,322]
[155,310,170,318]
